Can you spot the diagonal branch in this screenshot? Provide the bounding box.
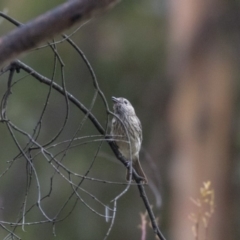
[0,0,119,67]
[9,60,166,240]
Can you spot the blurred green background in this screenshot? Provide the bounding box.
[0,0,170,239]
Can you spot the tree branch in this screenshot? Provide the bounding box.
[8,60,166,240]
[0,0,119,67]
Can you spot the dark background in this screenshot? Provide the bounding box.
[0,0,239,240]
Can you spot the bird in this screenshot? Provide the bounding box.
[111,96,147,183]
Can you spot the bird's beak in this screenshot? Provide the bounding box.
[112,96,119,103]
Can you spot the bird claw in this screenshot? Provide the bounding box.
[126,161,131,168]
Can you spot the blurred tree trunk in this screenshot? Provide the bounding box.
[167,1,236,240]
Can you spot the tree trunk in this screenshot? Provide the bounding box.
[167,1,235,239]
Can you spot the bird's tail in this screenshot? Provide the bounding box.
[126,158,147,184]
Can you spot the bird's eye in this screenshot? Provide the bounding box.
[124,100,128,105]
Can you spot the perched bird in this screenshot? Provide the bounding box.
[111,96,147,183]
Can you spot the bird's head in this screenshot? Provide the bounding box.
[112,97,136,116]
